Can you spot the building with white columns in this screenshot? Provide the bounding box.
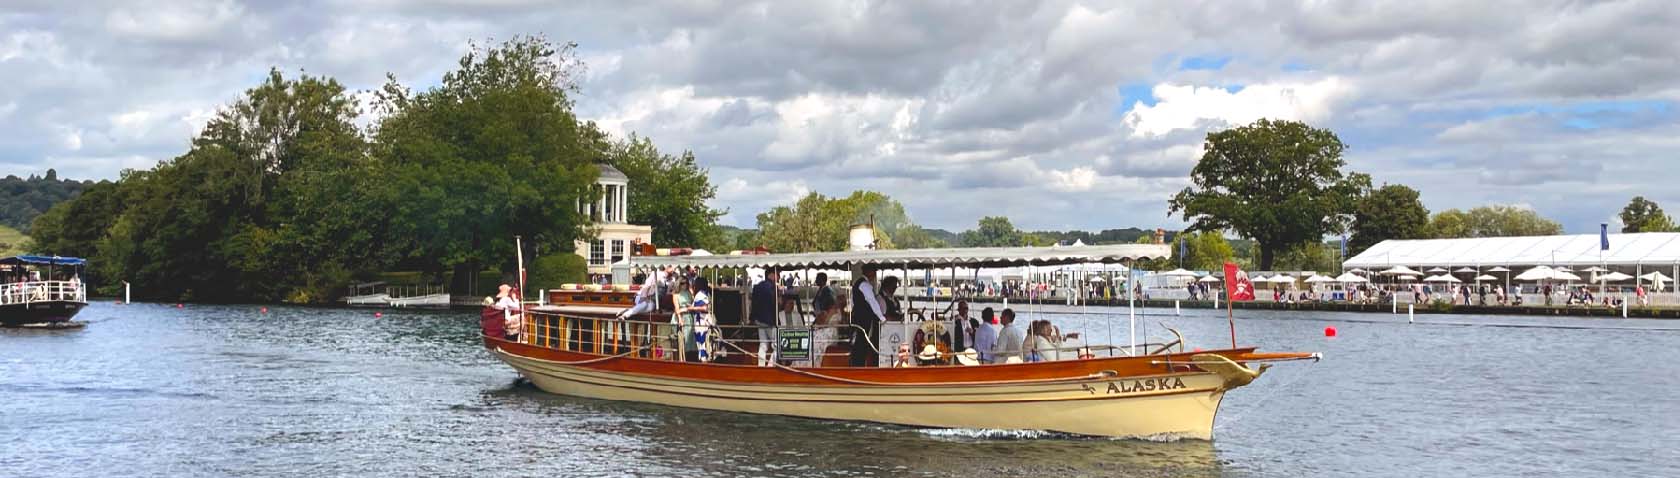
[576,164,653,278]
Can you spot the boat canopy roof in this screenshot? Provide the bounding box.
[631,244,1170,270]
[0,255,87,267]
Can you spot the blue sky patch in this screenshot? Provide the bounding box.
[1177,55,1231,71]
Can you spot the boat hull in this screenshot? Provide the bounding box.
[0,300,84,326]
[490,342,1233,439]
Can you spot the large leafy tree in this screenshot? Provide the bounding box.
[604,135,726,250]
[959,216,1026,247]
[753,191,926,252]
[1349,184,1430,256]
[373,36,602,294]
[1169,119,1370,270]
[1427,205,1563,238]
[1179,231,1235,271]
[1619,196,1675,233]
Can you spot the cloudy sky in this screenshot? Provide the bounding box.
[3,1,1678,233]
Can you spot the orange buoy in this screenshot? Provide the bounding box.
[1324,326,1337,337]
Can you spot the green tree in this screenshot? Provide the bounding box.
[1349,184,1430,256]
[1273,241,1337,272]
[1181,231,1235,271]
[374,36,602,294]
[753,191,921,252]
[959,216,1032,247]
[891,224,948,249]
[1619,196,1675,233]
[1168,119,1370,270]
[604,134,726,249]
[1428,206,1563,238]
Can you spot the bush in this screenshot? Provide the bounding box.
[527,253,587,291]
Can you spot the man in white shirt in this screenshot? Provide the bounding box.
[991,308,1024,363]
[973,307,999,363]
[618,271,662,319]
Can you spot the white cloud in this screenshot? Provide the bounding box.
[1122,77,1354,137]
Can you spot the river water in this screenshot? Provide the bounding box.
[3,302,1677,477]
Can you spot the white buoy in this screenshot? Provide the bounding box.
[1408,303,1414,323]
[124,281,131,305]
[1175,300,1181,316]
[1393,298,1398,314]
[1623,299,1629,318]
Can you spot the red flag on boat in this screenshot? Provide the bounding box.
[1224,262,1255,301]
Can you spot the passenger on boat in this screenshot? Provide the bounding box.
[1025,320,1059,362]
[849,268,885,367]
[973,307,998,363]
[495,284,523,341]
[991,308,1024,363]
[949,300,974,351]
[684,277,714,362]
[879,276,904,321]
[669,276,695,360]
[812,272,837,323]
[618,271,658,319]
[749,268,780,367]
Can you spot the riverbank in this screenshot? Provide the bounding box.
[960,296,1680,319]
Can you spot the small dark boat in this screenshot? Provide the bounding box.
[0,255,88,327]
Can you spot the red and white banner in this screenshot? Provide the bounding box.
[1224,262,1255,302]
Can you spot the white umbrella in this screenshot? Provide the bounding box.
[1395,275,1417,281]
[1159,268,1198,277]
[1333,272,1369,283]
[1554,266,1574,272]
[1594,272,1633,282]
[1305,274,1336,283]
[1197,275,1222,283]
[1088,276,1106,282]
[1581,266,1608,273]
[1555,271,1582,281]
[1347,268,1370,274]
[1473,274,1499,281]
[1514,266,1558,281]
[1380,265,1423,276]
[1453,267,1478,273]
[1487,266,1511,272]
[1423,274,1462,283]
[1426,267,1449,273]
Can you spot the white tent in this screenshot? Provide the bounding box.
[1305,274,1336,283]
[1453,267,1478,273]
[1488,266,1511,272]
[1197,275,1222,283]
[1473,274,1499,281]
[1159,268,1199,277]
[1423,274,1462,283]
[1334,272,1369,283]
[1426,267,1449,273]
[1087,276,1106,282]
[1380,265,1423,276]
[1347,268,1370,274]
[1516,266,1581,282]
[1594,272,1633,282]
[1581,266,1608,273]
[1343,232,1680,269]
[1268,275,1297,284]
[1639,271,1671,282]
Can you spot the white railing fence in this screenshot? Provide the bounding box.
[0,280,87,306]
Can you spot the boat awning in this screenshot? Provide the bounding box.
[0,255,87,267]
[628,244,1171,270]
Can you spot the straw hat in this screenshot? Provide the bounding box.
[953,348,980,366]
[916,344,941,361]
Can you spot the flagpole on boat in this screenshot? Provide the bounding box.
[1226,262,1237,349]
[515,235,527,305]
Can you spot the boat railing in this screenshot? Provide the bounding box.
[0,280,87,306]
[511,309,1174,365]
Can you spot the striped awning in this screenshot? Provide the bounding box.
[629,244,1171,270]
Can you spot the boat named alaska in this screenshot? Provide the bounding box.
[480,244,1317,439]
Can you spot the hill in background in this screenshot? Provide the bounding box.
[0,169,92,231]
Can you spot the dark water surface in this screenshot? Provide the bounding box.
[4,302,1677,477]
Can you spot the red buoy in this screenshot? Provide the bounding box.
[1324,326,1338,337]
[374,312,383,318]
[176,303,183,308]
[260,307,268,314]
[1192,347,1203,352]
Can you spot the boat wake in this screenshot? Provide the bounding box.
[918,427,1196,442]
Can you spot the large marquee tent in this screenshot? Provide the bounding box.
[1343,233,1680,269]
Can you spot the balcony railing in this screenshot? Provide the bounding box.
[0,280,88,306]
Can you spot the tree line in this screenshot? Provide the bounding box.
[0,169,90,230]
[27,37,721,302]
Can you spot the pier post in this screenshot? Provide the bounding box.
[1175,300,1181,316]
[1393,298,1398,314]
[124,281,130,305]
[1408,304,1414,323]
[1623,299,1628,318]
